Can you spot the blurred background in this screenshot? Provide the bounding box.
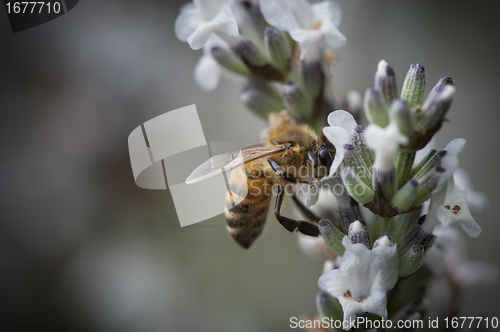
[1,0,499,331]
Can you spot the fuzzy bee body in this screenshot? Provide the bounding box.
[225,161,273,249]
[186,118,335,249]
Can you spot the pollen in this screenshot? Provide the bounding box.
[356,297,367,303]
[445,205,461,214]
[313,21,322,30]
[323,50,337,65]
[344,290,352,298]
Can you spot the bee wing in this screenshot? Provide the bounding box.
[185,144,285,184]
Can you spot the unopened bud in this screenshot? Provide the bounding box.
[389,99,413,139]
[416,85,455,131]
[401,64,426,108]
[395,150,416,188]
[399,244,424,278]
[302,61,323,99]
[240,80,285,119]
[426,76,454,103]
[397,215,434,255]
[326,176,363,232]
[413,166,446,206]
[373,168,397,202]
[409,148,437,179]
[232,37,269,67]
[351,125,375,168]
[318,219,345,256]
[391,179,419,212]
[341,167,374,204]
[338,197,364,233]
[241,1,268,41]
[373,234,394,248]
[412,150,446,181]
[364,88,389,127]
[375,60,398,107]
[211,46,250,77]
[342,144,372,187]
[282,81,312,117]
[265,27,291,72]
[348,220,371,248]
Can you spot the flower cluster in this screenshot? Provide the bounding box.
[175,0,352,131]
[313,61,490,329]
[175,0,492,330]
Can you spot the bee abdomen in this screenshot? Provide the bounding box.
[225,193,271,249]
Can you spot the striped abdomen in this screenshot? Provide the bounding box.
[225,162,273,249]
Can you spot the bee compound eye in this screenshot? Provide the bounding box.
[317,148,333,168]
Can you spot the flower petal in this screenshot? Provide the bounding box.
[358,290,388,319]
[296,182,320,207]
[194,0,225,19]
[259,0,303,31]
[323,126,350,176]
[454,168,488,213]
[187,22,216,50]
[174,3,200,42]
[213,3,239,37]
[459,216,482,238]
[228,0,245,25]
[323,26,347,49]
[364,123,408,171]
[370,244,399,292]
[287,0,315,28]
[289,28,323,60]
[327,110,357,133]
[445,138,466,156]
[194,54,221,92]
[312,0,343,27]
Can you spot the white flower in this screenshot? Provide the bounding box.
[260,0,346,60]
[421,138,481,237]
[193,34,248,91]
[318,235,398,328]
[430,177,481,238]
[193,34,230,91]
[322,110,358,177]
[175,0,239,50]
[364,123,408,172]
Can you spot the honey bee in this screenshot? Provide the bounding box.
[185,114,335,249]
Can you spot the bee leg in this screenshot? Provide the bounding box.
[274,184,320,237]
[292,194,320,223]
[268,158,308,184]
